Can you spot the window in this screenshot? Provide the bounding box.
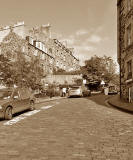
[37,42,40,49]
[22,46,25,53]
[34,50,38,56]
[49,59,53,64]
[127,60,132,79]
[13,91,19,99]
[127,0,131,12]
[28,37,33,45]
[49,48,52,53]
[41,63,44,67]
[63,56,65,61]
[56,61,59,66]
[45,48,48,53]
[42,53,45,60]
[127,24,131,46]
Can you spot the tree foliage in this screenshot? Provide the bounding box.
[0,30,44,90]
[1,30,27,59]
[0,54,13,86]
[82,55,117,84]
[11,52,44,89]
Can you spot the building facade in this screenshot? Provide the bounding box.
[48,39,80,72]
[26,36,54,75]
[0,22,80,77]
[117,0,133,101]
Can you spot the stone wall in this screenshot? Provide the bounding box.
[118,0,133,100]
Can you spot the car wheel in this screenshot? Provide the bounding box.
[5,107,12,120]
[29,101,35,111]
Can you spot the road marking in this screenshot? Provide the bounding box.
[3,110,41,126]
[41,105,54,110]
[3,105,55,126]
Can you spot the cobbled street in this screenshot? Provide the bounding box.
[0,97,133,160]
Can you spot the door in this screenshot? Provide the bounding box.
[18,88,31,111]
[12,90,23,113]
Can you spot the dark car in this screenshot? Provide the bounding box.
[82,86,91,97]
[0,87,35,120]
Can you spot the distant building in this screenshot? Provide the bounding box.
[117,0,133,101]
[49,39,80,72]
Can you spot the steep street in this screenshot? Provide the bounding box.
[0,97,133,160]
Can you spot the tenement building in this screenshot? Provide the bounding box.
[0,22,80,76]
[117,0,133,101]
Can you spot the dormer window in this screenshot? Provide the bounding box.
[49,48,52,53]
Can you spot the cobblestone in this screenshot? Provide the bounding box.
[0,97,133,159]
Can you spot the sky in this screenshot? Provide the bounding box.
[0,0,117,66]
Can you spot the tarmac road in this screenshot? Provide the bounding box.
[0,97,133,160]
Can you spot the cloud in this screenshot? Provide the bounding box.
[87,35,101,43]
[54,27,117,67]
[60,35,75,46]
[76,29,88,36]
[52,32,63,39]
[74,45,96,52]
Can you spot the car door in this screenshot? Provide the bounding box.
[12,89,23,113]
[18,88,31,111]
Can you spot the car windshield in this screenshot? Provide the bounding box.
[0,91,12,100]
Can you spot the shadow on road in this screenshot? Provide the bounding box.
[0,109,33,121]
[87,94,133,115]
[86,94,111,107]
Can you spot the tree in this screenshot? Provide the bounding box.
[0,29,44,89]
[74,78,83,86]
[82,55,117,84]
[1,29,27,60]
[12,51,44,90]
[0,54,13,86]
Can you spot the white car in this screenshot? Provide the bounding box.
[68,86,83,97]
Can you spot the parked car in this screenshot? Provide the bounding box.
[108,90,118,95]
[0,87,35,120]
[108,85,118,95]
[68,86,91,97]
[82,86,91,97]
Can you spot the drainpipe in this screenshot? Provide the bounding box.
[117,2,122,98]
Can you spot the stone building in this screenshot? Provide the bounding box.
[117,0,133,101]
[26,36,54,75]
[28,24,80,72]
[48,38,80,72]
[0,22,80,77]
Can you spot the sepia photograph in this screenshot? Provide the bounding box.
[0,0,132,159]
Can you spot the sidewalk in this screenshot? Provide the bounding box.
[108,95,133,112]
[35,96,66,104]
